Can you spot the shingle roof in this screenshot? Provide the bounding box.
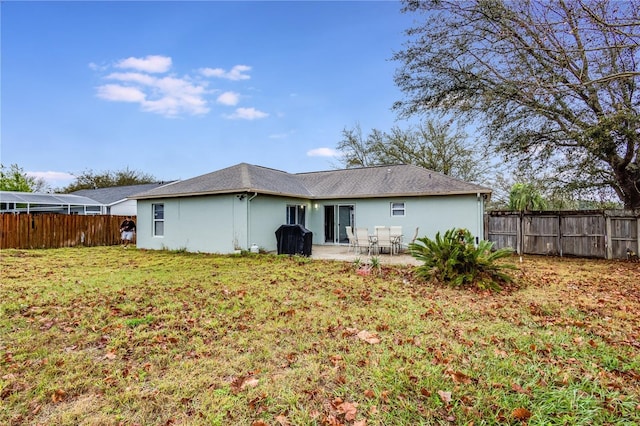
[72,182,173,205]
[297,164,490,198]
[132,163,491,200]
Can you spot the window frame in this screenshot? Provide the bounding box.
[286,204,306,226]
[152,203,164,237]
[390,201,406,217]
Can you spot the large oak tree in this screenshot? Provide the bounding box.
[336,120,490,183]
[394,0,640,208]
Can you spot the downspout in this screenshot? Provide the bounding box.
[247,192,258,248]
[476,193,482,245]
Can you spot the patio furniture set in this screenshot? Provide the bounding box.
[346,226,418,256]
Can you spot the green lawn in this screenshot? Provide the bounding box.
[1,247,639,425]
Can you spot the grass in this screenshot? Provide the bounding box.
[1,247,639,425]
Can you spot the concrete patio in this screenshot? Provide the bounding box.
[310,244,420,265]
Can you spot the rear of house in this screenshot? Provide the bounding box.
[132,163,491,254]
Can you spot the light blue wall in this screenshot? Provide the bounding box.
[309,194,485,245]
[137,195,245,253]
[247,194,312,252]
[137,193,486,253]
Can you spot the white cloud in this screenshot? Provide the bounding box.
[94,56,257,117]
[105,72,157,86]
[116,55,172,73]
[217,91,240,106]
[307,148,340,157]
[200,65,251,80]
[224,107,268,120]
[96,84,146,102]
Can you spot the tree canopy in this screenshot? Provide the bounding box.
[0,164,47,192]
[336,120,489,183]
[394,0,640,208]
[61,167,156,193]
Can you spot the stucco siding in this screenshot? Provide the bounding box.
[311,194,485,245]
[137,195,243,253]
[138,193,485,254]
[248,195,312,252]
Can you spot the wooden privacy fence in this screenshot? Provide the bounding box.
[0,213,132,249]
[485,210,640,259]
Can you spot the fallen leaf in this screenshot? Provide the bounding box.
[354,419,367,426]
[275,414,291,426]
[51,389,66,403]
[251,421,268,426]
[329,354,344,367]
[512,407,532,420]
[356,330,380,344]
[511,383,531,395]
[363,389,375,398]
[437,390,452,404]
[231,375,259,393]
[337,401,358,421]
[450,371,472,384]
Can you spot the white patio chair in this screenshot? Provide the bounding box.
[390,226,403,253]
[376,227,394,255]
[355,227,374,255]
[345,226,357,253]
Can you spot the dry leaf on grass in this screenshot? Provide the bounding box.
[51,389,66,403]
[437,390,452,404]
[275,414,291,426]
[231,375,259,393]
[337,401,358,421]
[512,407,532,420]
[356,330,380,344]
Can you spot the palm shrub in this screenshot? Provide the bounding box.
[409,228,516,290]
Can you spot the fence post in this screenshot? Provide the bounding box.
[637,213,640,253]
[605,213,613,260]
[517,212,522,255]
[558,214,563,257]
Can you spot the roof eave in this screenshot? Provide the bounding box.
[132,188,313,200]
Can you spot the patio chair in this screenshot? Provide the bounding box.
[390,226,403,253]
[345,226,357,253]
[376,227,394,255]
[355,227,374,255]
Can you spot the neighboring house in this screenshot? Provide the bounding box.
[0,191,103,214]
[72,182,173,216]
[132,163,492,254]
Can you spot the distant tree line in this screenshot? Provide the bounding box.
[0,164,156,194]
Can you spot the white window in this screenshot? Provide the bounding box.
[391,202,405,217]
[286,205,306,226]
[153,203,164,236]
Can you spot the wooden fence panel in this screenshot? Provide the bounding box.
[486,210,639,259]
[0,213,129,249]
[486,214,519,254]
[609,216,638,259]
[561,215,606,258]
[523,215,559,255]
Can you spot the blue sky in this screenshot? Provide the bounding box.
[1,0,421,189]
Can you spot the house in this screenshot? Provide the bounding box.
[72,182,172,216]
[132,163,491,254]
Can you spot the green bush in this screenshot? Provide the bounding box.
[409,228,516,290]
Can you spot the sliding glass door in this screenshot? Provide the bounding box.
[324,205,354,244]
